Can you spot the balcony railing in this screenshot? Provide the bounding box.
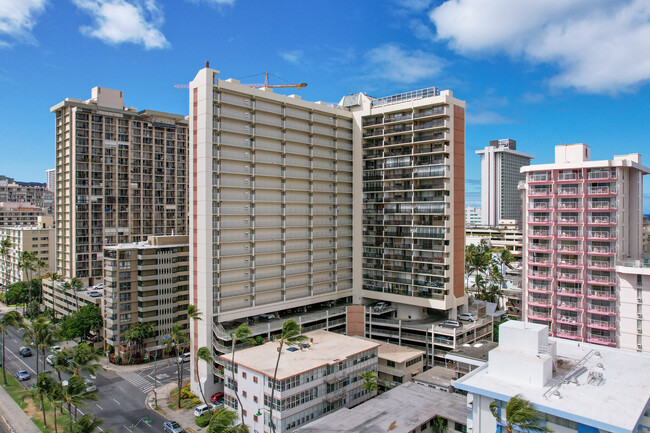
[557,188,581,195]
[558,273,581,281]
[529,174,549,182]
[587,186,616,195]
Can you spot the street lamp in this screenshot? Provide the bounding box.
[128,416,151,432]
[152,352,158,408]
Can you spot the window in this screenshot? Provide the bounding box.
[242,371,247,379]
[119,261,131,270]
[253,415,258,422]
[253,395,258,403]
[242,391,247,398]
[638,275,644,286]
[253,376,258,384]
[455,422,467,433]
[386,360,396,368]
[242,410,247,417]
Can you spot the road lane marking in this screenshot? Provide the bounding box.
[96,404,103,410]
[113,398,121,405]
[97,427,103,432]
[6,347,36,374]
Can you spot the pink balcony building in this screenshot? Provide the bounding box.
[521,143,648,347]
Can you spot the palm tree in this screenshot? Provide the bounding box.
[229,323,252,421]
[187,304,203,321]
[61,374,98,431]
[24,315,59,375]
[52,348,72,382]
[494,248,515,279]
[46,381,64,433]
[431,416,447,433]
[69,342,103,376]
[0,237,12,293]
[208,407,250,433]
[196,346,212,407]
[34,258,47,304]
[268,319,308,433]
[66,413,104,433]
[29,371,54,428]
[123,322,156,361]
[489,394,552,433]
[17,251,36,313]
[0,310,25,385]
[165,323,188,409]
[360,370,378,393]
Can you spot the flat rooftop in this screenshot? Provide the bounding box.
[446,341,498,365]
[222,330,379,380]
[455,337,650,432]
[412,366,457,387]
[353,336,424,363]
[295,381,467,433]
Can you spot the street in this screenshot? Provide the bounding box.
[1,318,189,432]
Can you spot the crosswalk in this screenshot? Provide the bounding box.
[117,372,156,393]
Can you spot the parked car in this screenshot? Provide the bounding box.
[46,354,55,365]
[163,421,185,433]
[85,380,97,392]
[210,392,224,404]
[193,404,215,417]
[373,302,389,312]
[19,347,32,357]
[458,313,477,322]
[16,370,31,381]
[438,320,462,328]
[93,283,104,290]
[87,291,101,297]
[51,345,63,353]
[260,313,276,320]
[178,353,191,364]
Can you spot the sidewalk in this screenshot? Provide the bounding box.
[0,383,41,433]
[147,382,205,433]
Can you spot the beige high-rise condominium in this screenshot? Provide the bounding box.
[0,180,54,215]
[189,65,468,396]
[51,87,188,285]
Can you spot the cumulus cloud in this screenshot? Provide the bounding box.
[430,0,650,93]
[73,0,169,49]
[0,0,47,47]
[280,50,303,65]
[366,43,445,84]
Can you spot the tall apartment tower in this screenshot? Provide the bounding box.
[476,139,534,225]
[189,66,354,393]
[51,87,188,285]
[46,168,56,193]
[345,89,467,322]
[522,143,648,347]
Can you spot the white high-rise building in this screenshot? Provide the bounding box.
[46,168,56,193]
[476,139,533,225]
[465,206,481,225]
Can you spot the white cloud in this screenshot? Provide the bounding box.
[365,43,444,83]
[280,50,303,65]
[466,110,515,125]
[73,0,169,49]
[430,0,650,93]
[0,0,47,47]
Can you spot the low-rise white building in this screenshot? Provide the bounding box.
[219,330,379,433]
[455,321,650,433]
[616,259,650,353]
[0,216,54,287]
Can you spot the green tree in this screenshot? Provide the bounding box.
[0,310,26,384]
[489,394,552,433]
[268,319,308,433]
[24,315,59,375]
[52,348,73,383]
[208,407,249,433]
[0,237,11,294]
[69,342,103,376]
[229,323,252,421]
[47,380,65,433]
[61,374,98,431]
[164,323,188,409]
[123,322,156,361]
[59,305,102,341]
[65,413,104,433]
[360,370,378,393]
[29,371,54,428]
[196,346,212,407]
[431,416,447,433]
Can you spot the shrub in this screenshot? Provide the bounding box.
[196,413,210,428]
[180,388,196,400]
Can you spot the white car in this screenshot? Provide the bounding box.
[458,313,477,322]
[193,404,215,417]
[51,346,63,353]
[93,283,104,290]
[178,353,191,364]
[85,380,97,392]
[46,354,55,365]
[373,302,389,312]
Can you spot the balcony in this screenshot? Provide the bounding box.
[587,274,615,285]
[528,283,552,293]
[587,289,616,300]
[586,318,616,330]
[557,187,581,196]
[557,299,581,311]
[587,231,616,241]
[557,230,581,239]
[587,186,616,195]
[587,303,616,315]
[556,243,582,253]
[557,272,582,282]
[528,188,553,197]
[529,230,552,238]
[527,311,552,321]
[556,286,583,296]
[529,216,551,224]
[587,216,616,225]
[529,256,553,265]
[587,260,614,270]
[557,172,581,181]
[528,296,552,307]
[555,327,582,340]
[586,334,616,346]
[557,258,582,267]
[529,270,552,280]
[528,174,549,183]
[529,243,552,252]
[556,215,582,224]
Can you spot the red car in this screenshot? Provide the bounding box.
[210,392,224,404]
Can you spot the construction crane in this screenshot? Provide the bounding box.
[174,72,307,90]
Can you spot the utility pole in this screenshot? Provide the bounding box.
[153,352,158,408]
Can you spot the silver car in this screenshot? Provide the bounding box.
[163,421,185,433]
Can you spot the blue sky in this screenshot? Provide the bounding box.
[1,0,650,211]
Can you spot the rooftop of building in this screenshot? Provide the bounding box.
[221,330,379,380]
[352,336,425,363]
[446,341,498,365]
[0,202,45,211]
[455,321,650,432]
[294,382,467,433]
[412,366,457,387]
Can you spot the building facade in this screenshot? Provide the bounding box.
[102,235,189,355]
[350,88,467,321]
[46,169,56,193]
[353,337,425,390]
[0,202,48,228]
[616,260,650,353]
[189,66,355,387]
[0,216,54,287]
[455,321,650,433]
[522,144,649,347]
[51,87,188,285]
[220,330,379,432]
[465,206,481,225]
[42,280,103,319]
[0,180,54,215]
[476,139,533,225]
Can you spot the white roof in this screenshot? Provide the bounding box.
[455,337,650,432]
